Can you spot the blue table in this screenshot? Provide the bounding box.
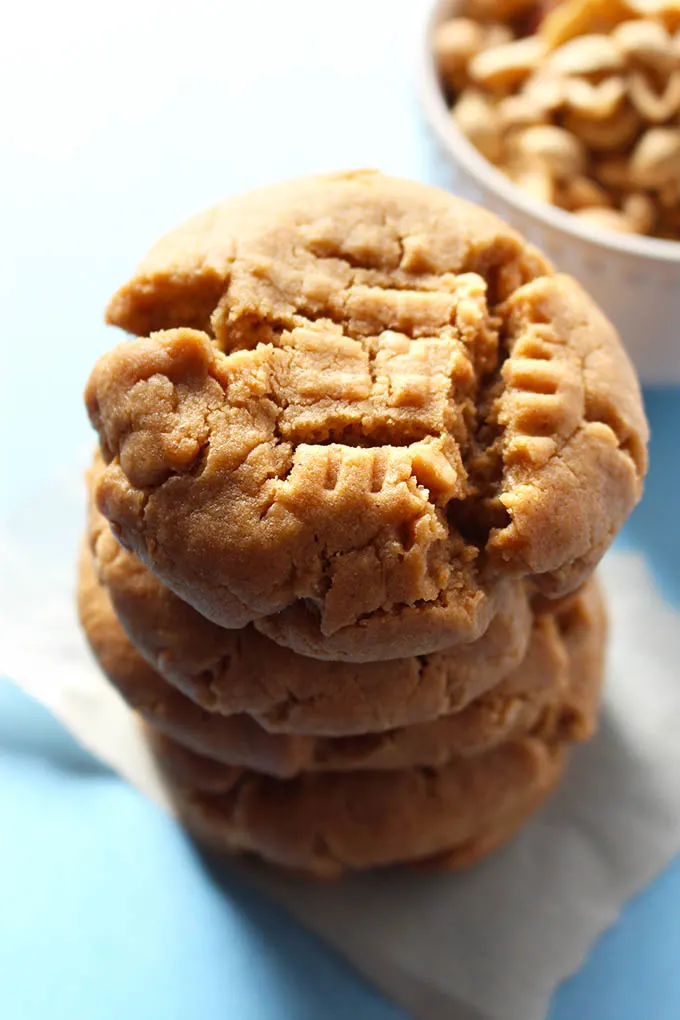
[1,0,680,1013]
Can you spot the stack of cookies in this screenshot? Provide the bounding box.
[78,172,648,878]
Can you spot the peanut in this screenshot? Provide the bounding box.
[539,0,632,49]
[469,36,547,92]
[613,17,676,72]
[623,191,658,231]
[630,125,680,185]
[561,174,615,209]
[523,72,567,112]
[573,206,639,232]
[434,18,487,91]
[628,69,680,123]
[452,89,504,163]
[508,124,587,178]
[483,24,515,50]
[563,75,627,118]
[497,93,550,130]
[510,166,556,203]
[625,2,680,34]
[564,102,641,149]
[547,34,625,78]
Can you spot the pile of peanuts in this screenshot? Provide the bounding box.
[435,0,680,239]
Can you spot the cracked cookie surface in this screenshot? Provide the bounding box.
[88,171,646,657]
[78,540,605,777]
[146,727,566,877]
[85,482,534,735]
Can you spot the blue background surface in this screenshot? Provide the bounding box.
[1,1,680,1015]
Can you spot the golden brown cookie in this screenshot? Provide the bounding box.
[145,728,566,877]
[86,172,646,659]
[487,273,647,597]
[86,488,534,736]
[79,530,606,775]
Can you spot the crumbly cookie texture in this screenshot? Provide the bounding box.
[146,727,566,877]
[486,272,647,594]
[78,537,605,776]
[105,170,550,339]
[87,172,646,657]
[86,483,534,735]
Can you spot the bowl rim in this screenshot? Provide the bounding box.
[420,0,680,266]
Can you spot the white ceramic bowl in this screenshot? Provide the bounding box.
[420,0,680,384]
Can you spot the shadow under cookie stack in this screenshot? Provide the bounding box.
[79,172,648,878]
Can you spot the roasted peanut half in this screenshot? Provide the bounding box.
[623,191,658,232]
[452,89,504,163]
[563,75,627,119]
[523,71,567,112]
[508,124,587,177]
[497,93,550,130]
[509,165,556,203]
[539,0,632,49]
[564,103,641,150]
[560,174,615,209]
[547,34,625,78]
[469,36,547,92]
[630,126,680,186]
[613,17,676,73]
[628,70,680,123]
[573,206,638,232]
[434,18,487,91]
[483,23,515,50]
[625,1,680,34]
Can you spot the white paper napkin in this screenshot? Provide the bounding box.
[2,465,680,1020]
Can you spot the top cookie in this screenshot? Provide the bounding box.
[87,171,647,659]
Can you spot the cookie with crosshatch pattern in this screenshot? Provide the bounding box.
[85,478,534,736]
[87,171,646,660]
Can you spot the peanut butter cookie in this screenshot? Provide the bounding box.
[79,528,606,775]
[145,728,566,877]
[87,172,646,657]
[86,486,533,735]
